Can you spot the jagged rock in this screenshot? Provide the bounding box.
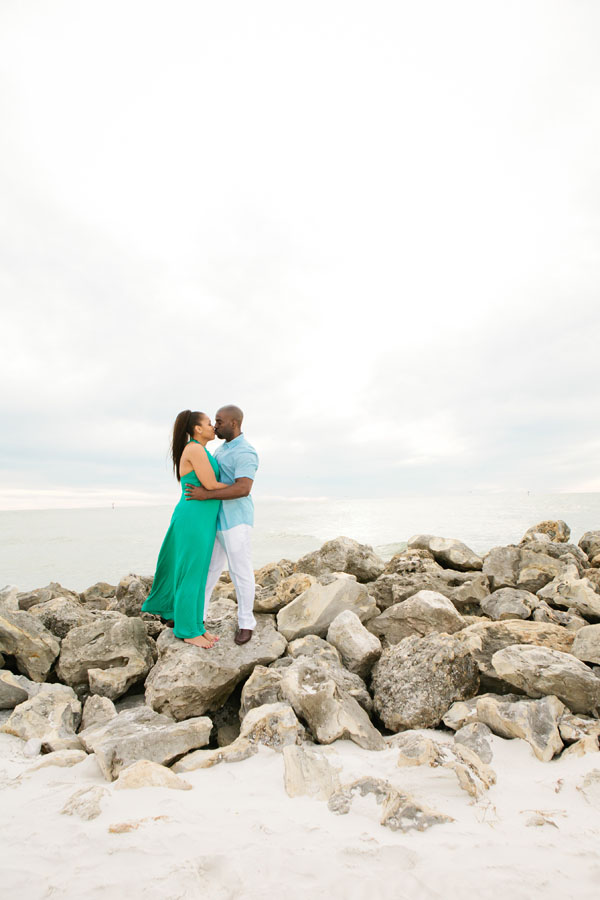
[279,658,385,749]
[454,722,493,764]
[80,694,117,731]
[476,694,564,762]
[240,666,286,718]
[392,730,495,797]
[56,615,156,700]
[145,613,286,720]
[277,574,378,641]
[492,645,600,715]
[0,671,37,709]
[442,692,521,730]
[285,637,373,712]
[27,749,88,771]
[0,609,61,682]
[110,575,152,617]
[283,743,341,800]
[571,624,600,664]
[328,777,453,832]
[78,582,116,609]
[562,735,600,757]
[393,732,439,767]
[368,560,487,613]
[1,684,82,751]
[480,588,539,621]
[29,597,98,639]
[254,574,316,614]
[254,560,294,589]
[367,591,465,646]
[584,569,600,592]
[61,786,108,820]
[372,632,479,731]
[78,706,212,780]
[407,535,483,571]
[457,619,575,683]
[294,537,385,583]
[483,546,569,593]
[532,601,587,631]
[326,610,382,677]
[577,769,600,805]
[285,634,343,666]
[17,582,79,611]
[114,760,192,791]
[559,712,600,744]
[537,567,600,619]
[579,532,600,568]
[445,575,491,614]
[521,520,570,544]
[0,586,19,611]
[521,541,588,576]
[173,702,304,772]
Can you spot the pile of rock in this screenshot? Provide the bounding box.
[2,522,600,827]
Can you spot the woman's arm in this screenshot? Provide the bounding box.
[187,446,228,490]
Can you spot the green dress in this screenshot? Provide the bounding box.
[142,441,221,639]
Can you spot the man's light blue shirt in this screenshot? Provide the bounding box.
[214,434,259,532]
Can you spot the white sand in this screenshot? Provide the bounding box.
[1,728,599,900]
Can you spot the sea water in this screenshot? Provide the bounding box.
[1,493,599,592]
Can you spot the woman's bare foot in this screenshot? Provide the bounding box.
[184,634,215,649]
[203,630,219,643]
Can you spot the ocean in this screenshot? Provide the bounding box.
[1,492,599,593]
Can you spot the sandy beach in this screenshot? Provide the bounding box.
[1,722,599,900]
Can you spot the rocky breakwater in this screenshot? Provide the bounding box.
[1,522,600,830]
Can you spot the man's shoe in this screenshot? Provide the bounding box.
[234,628,253,645]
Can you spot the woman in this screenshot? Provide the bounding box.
[142,409,228,649]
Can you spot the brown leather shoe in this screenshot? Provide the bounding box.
[234,628,253,645]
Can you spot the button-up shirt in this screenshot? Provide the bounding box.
[213,434,259,531]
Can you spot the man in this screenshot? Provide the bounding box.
[185,404,258,644]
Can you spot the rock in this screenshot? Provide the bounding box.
[367,591,465,646]
[61,786,108,820]
[0,608,61,682]
[326,610,382,676]
[286,639,373,711]
[277,575,378,641]
[294,537,385,583]
[532,601,587,631]
[240,666,286,718]
[279,658,385,749]
[476,694,564,762]
[454,723,493,764]
[254,574,316,614]
[521,541,589,576]
[283,744,341,800]
[79,582,116,609]
[368,558,488,613]
[558,712,600,744]
[393,732,439,767]
[457,619,575,683]
[29,597,98,638]
[328,777,453,832]
[442,692,522,730]
[0,585,19,611]
[392,730,495,797]
[562,735,600,758]
[145,613,286,720]
[285,634,343,666]
[480,588,539,621]
[78,706,212,781]
[483,546,569,593]
[23,738,43,757]
[114,760,192,791]
[445,575,491,615]
[491,645,600,715]
[80,694,117,731]
[17,582,79,611]
[571,624,600,664]
[254,561,294,589]
[0,670,37,709]
[521,520,570,544]
[577,769,600,805]
[407,535,483,571]
[579,532,600,568]
[537,568,600,620]
[172,738,257,772]
[371,632,479,731]
[27,749,88,771]
[56,615,156,700]
[111,574,152,617]
[1,684,82,751]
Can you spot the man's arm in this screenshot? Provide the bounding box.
[184,477,253,501]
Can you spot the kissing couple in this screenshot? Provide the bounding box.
[142,404,259,647]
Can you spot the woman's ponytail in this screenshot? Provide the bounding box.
[171,410,204,481]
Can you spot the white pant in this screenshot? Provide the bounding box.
[204,524,257,630]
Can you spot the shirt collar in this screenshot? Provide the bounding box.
[222,433,244,449]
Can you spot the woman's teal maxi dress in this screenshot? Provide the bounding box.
[141,442,221,639]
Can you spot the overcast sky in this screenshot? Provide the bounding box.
[1,1,599,509]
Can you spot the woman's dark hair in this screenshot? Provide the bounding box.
[172,410,206,481]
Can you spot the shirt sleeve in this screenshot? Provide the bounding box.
[234,448,259,480]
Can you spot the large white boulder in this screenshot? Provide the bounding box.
[276,574,378,641]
